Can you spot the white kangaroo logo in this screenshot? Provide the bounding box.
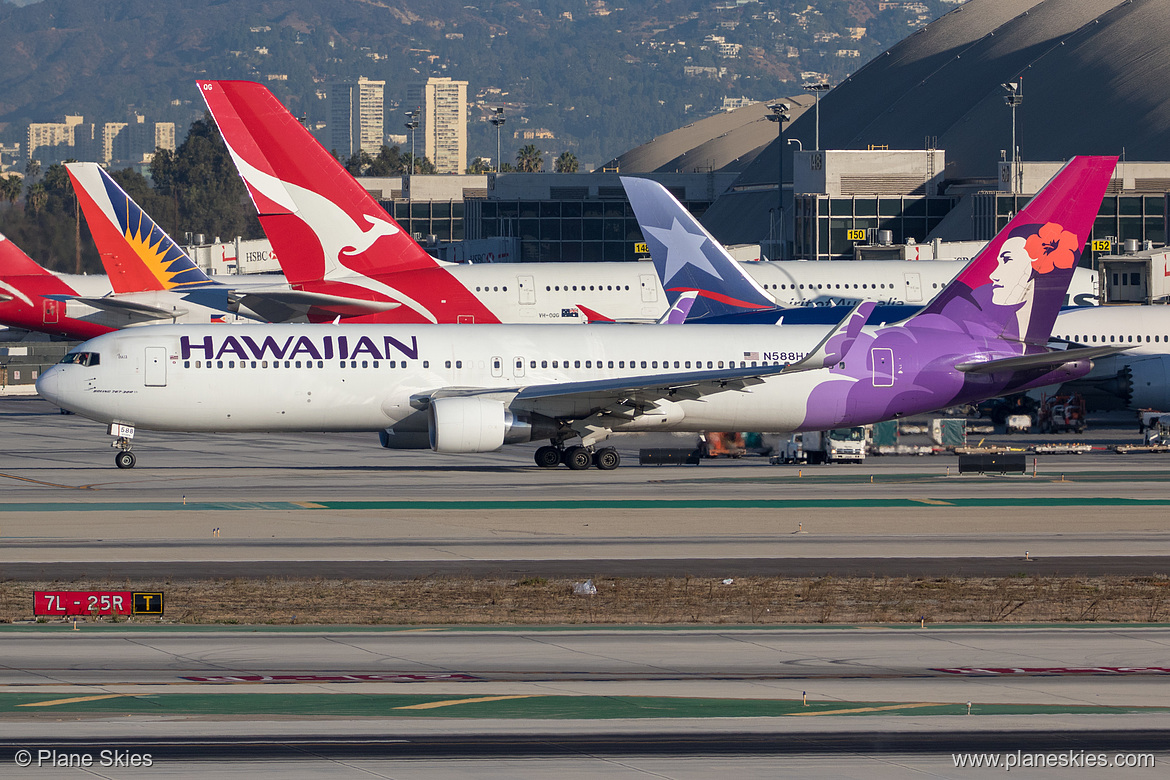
[218,136,437,322]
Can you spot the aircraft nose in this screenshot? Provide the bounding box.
[35,367,60,405]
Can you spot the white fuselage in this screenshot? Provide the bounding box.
[37,323,845,435]
[433,260,1099,323]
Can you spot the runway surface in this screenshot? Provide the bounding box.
[4,398,1170,580]
[5,397,1170,776]
[2,626,1169,778]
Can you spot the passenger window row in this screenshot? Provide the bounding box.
[1059,334,1164,343]
[185,360,409,369]
[544,284,631,292]
[185,357,779,373]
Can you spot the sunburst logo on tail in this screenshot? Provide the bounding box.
[110,190,211,291]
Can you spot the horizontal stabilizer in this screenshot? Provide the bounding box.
[45,295,186,321]
[235,289,402,318]
[956,344,1131,374]
[576,304,615,324]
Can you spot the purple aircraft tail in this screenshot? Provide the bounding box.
[913,156,1116,345]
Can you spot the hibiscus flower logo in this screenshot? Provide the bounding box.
[1025,222,1080,274]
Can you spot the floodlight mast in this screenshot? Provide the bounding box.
[766,102,792,259]
[803,82,830,151]
[1002,79,1023,193]
[405,108,420,175]
[490,108,506,172]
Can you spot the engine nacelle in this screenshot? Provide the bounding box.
[428,397,508,453]
[1126,356,1170,410]
[378,429,431,449]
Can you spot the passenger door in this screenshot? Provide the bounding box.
[144,346,167,387]
[871,347,894,387]
[639,273,658,303]
[517,275,536,305]
[903,272,922,302]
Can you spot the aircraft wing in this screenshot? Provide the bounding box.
[956,344,1133,374]
[781,300,874,370]
[232,289,402,320]
[414,303,872,420]
[44,295,187,322]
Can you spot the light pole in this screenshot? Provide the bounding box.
[490,108,506,172]
[404,108,419,175]
[803,82,830,151]
[1002,79,1023,194]
[766,102,791,260]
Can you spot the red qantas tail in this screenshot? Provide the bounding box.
[197,80,437,287]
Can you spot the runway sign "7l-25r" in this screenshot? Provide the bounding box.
[34,591,164,617]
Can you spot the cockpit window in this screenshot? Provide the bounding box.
[60,352,99,367]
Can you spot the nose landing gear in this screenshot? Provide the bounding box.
[108,423,137,469]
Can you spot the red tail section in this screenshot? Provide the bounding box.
[0,233,113,339]
[198,80,437,286]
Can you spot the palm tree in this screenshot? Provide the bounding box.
[467,157,492,174]
[516,144,544,173]
[25,182,47,217]
[24,159,40,180]
[0,175,22,208]
[554,151,579,173]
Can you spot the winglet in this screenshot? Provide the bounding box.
[657,290,699,324]
[66,163,214,295]
[784,300,876,372]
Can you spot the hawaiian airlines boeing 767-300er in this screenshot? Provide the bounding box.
[37,157,1118,470]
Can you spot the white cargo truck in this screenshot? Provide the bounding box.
[772,427,867,464]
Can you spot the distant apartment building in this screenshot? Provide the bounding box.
[27,115,84,162]
[155,122,176,154]
[406,77,468,174]
[329,76,385,157]
[26,113,173,166]
[102,122,128,165]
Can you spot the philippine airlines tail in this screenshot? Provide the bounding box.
[914,156,1116,347]
[197,79,437,287]
[66,163,216,295]
[621,176,777,321]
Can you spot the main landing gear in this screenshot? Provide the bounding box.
[534,444,621,471]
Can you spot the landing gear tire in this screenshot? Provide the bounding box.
[534,445,562,468]
[115,451,136,470]
[594,447,621,471]
[563,445,592,470]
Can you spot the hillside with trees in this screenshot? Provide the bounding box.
[0,0,955,166]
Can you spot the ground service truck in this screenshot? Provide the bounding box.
[772,427,867,465]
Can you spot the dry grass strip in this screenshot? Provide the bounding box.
[1,575,1168,626]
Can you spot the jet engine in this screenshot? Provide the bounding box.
[1061,355,1170,411]
[426,397,557,453]
[1124,356,1170,410]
